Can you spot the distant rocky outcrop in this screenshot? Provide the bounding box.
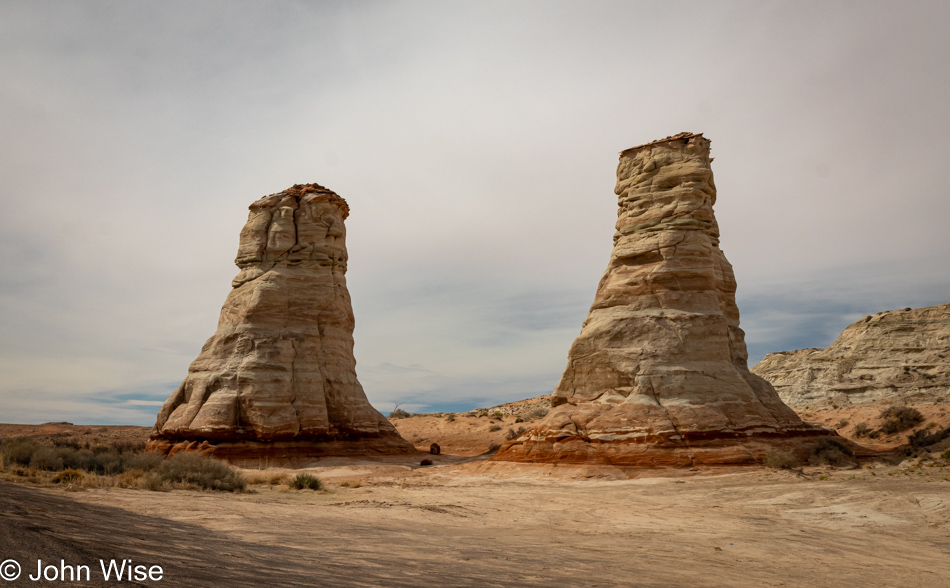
[494,133,843,467]
[752,303,950,407]
[147,184,415,462]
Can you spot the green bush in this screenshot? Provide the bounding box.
[144,453,246,492]
[879,407,924,435]
[763,450,801,469]
[289,473,323,490]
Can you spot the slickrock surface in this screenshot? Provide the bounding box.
[148,184,415,462]
[495,133,840,467]
[752,303,950,407]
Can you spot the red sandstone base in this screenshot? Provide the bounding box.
[493,426,874,467]
[146,432,419,466]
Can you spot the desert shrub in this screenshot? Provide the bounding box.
[1,436,41,466]
[113,470,147,488]
[505,426,527,441]
[879,406,924,435]
[488,425,501,432]
[50,437,85,450]
[810,439,858,467]
[486,442,500,453]
[941,448,950,460]
[389,408,410,420]
[528,408,549,420]
[444,413,456,422]
[122,452,163,472]
[835,419,849,429]
[763,450,801,469]
[52,469,85,484]
[106,440,147,454]
[30,446,65,471]
[289,473,323,491]
[145,453,246,492]
[514,416,524,423]
[852,422,871,437]
[494,412,504,419]
[905,425,950,452]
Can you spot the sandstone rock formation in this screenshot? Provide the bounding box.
[148,184,415,461]
[752,303,950,407]
[494,133,840,466]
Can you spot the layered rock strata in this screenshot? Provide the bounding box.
[753,303,950,407]
[148,184,415,461]
[494,133,840,466]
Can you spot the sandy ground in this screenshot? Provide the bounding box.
[2,455,949,587]
[2,399,949,587]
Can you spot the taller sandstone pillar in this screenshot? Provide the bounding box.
[148,183,415,461]
[494,133,835,466]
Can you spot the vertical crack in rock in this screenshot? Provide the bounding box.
[147,183,416,463]
[493,133,852,467]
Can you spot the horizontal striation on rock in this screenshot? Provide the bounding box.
[752,302,950,406]
[493,134,847,467]
[147,183,415,460]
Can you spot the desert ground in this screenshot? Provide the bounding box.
[1,415,950,587]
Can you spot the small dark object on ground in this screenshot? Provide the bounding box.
[429,443,440,455]
[420,459,433,466]
[289,473,323,491]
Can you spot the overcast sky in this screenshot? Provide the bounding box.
[1,1,948,425]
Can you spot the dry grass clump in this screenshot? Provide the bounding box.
[505,426,527,441]
[444,413,456,422]
[142,453,246,492]
[51,468,85,484]
[289,473,323,491]
[488,424,501,432]
[852,422,872,437]
[526,408,549,420]
[245,471,289,486]
[879,407,924,435]
[763,450,801,470]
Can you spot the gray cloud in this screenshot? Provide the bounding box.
[1,1,948,423]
